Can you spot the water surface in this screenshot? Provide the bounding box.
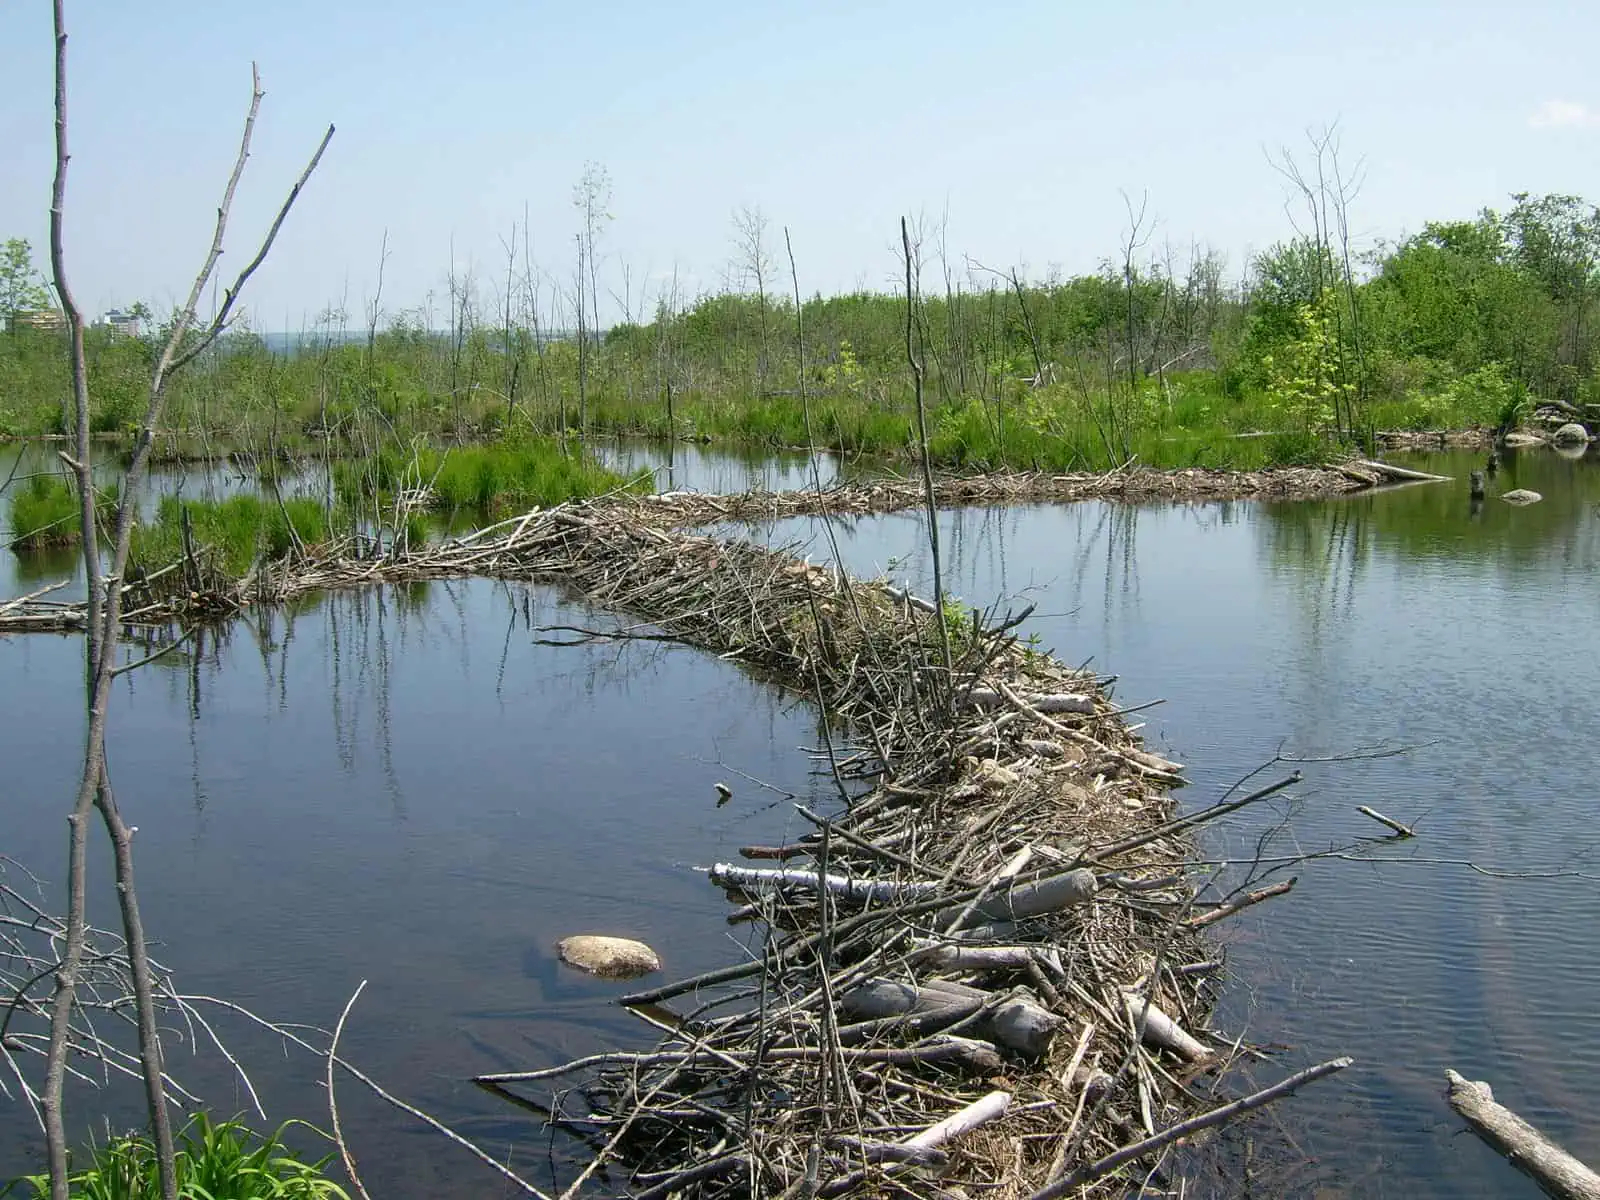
[752,444,1600,1197]
[2,579,837,1195]
[6,441,1598,1196]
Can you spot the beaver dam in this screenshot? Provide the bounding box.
[1,473,1374,1197]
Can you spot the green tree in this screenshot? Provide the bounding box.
[2,237,51,333]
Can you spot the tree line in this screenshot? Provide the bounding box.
[4,173,1597,467]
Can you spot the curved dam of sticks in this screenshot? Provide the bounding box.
[1,471,1393,1194]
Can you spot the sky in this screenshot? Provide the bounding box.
[2,0,1598,329]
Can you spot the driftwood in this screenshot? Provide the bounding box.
[1357,804,1415,838]
[1353,458,1453,483]
[1445,1069,1600,1200]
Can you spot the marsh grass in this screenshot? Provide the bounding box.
[130,494,329,578]
[7,1112,350,1200]
[8,474,118,550]
[334,436,645,517]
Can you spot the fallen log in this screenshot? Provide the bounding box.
[1444,1068,1600,1200]
[932,867,1099,930]
[706,862,941,905]
[1353,458,1453,483]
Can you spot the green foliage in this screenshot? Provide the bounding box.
[334,436,643,517]
[6,186,1600,465]
[9,474,82,548]
[7,474,118,550]
[9,1112,350,1200]
[1,238,51,332]
[130,494,328,578]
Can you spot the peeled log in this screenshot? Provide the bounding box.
[966,687,1094,714]
[1123,991,1212,1062]
[707,863,940,904]
[908,943,1041,971]
[933,867,1098,930]
[556,935,662,980]
[904,1089,1011,1150]
[841,978,986,1020]
[991,996,1063,1057]
[1353,458,1453,483]
[842,979,1062,1057]
[1445,1069,1600,1200]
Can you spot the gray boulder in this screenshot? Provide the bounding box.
[1552,422,1590,445]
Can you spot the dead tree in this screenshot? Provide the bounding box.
[40,6,331,1197]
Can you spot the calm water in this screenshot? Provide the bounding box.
[753,444,1600,1197]
[4,441,1598,1196]
[1,580,839,1195]
[0,438,845,599]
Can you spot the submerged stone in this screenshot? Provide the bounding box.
[557,934,662,979]
[1500,489,1543,506]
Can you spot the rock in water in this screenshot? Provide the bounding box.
[557,935,662,979]
[1552,422,1590,446]
[1500,489,1543,506]
[1503,432,1545,447]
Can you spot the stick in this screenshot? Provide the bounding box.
[1186,878,1296,928]
[1357,805,1415,838]
[327,981,374,1200]
[1030,1057,1353,1198]
[1445,1068,1600,1200]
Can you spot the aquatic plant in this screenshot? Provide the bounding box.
[7,474,117,550]
[334,436,644,517]
[9,1112,350,1200]
[130,494,328,578]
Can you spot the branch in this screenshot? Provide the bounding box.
[1030,1057,1354,1198]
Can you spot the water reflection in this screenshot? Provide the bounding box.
[753,453,1600,1197]
[2,576,838,1195]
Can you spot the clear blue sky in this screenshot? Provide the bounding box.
[2,0,1597,328]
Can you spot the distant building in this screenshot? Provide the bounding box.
[95,309,143,337]
[11,308,66,333]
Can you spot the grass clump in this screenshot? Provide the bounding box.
[7,474,118,551]
[130,494,328,579]
[9,1112,350,1200]
[336,436,644,517]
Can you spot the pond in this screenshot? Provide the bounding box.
[1,579,842,1195]
[3,441,1598,1196]
[751,443,1600,1197]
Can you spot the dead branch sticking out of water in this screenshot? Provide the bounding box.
[1444,1069,1600,1200]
